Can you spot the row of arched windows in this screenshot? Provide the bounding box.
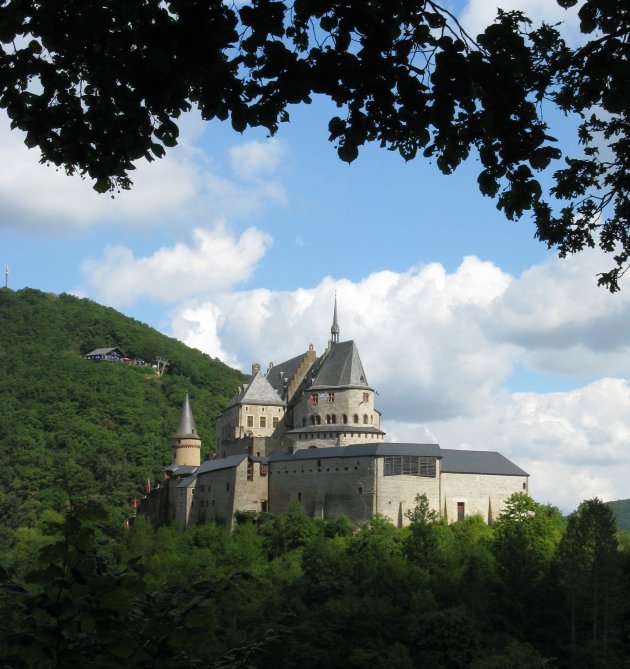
[301,414,372,427]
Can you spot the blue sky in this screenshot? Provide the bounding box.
[3,0,629,512]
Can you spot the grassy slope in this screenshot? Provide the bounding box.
[0,287,246,538]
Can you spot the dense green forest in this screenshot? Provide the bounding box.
[2,286,630,668]
[1,494,629,668]
[608,500,630,531]
[0,287,246,542]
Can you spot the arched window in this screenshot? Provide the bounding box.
[316,415,321,425]
[310,416,315,425]
[342,414,348,424]
[353,414,359,424]
[363,414,368,424]
[302,417,307,427]
[331,414,337,424]
[326,414,331,424]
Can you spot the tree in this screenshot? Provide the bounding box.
[491,493,565,639]
[556,498,621,667]
[0,1,628,288]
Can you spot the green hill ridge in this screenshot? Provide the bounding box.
[0,287,246,542]
[607,499,630,531]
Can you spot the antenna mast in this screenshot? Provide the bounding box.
[4,266,8,289]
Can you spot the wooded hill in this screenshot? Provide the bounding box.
[0,287,246,543]
[608,499,630,532]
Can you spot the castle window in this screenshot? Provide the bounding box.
[260,416,267,428]
[247,462,253,481]
[331,414,337,423]
[342,414,348,424]
[363,392,370,402]
[302,417,307,427]
[310,416,315,425]
[328,393,335,403]
[363,414,368,424]
[316,415,321,425]
[457,502,465,522]
[357,486,363,495]
[247,415,254,427]
[297,492,302,502]
[273,417,279,427]
[383,456,437,478]
[353,414,359,424]
[309,393,318,405]
[226,482,230,491]
[326,414,331,424]
[523,482,527,489]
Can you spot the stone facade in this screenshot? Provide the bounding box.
[140,303,529,528]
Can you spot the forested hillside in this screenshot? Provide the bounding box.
[0,287,246,541]
[608,499,630,531]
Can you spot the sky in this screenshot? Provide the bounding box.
[3,0,629,514]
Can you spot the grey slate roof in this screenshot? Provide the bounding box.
[84,347,123,357]
[175,454,248,488]
[173,393,199,439]
[269,442,442,462]
[196,454,247,474]
[266,352,312,396]
[440,449,528,476]
[165,464,198,476]
[310,340,369,388]
[229,370,284,407]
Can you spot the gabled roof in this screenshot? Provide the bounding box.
[229,370,284,407]
[266,352,311,395]
[310,340,369,388]
[440,449,528,476]
[84,347,123,356]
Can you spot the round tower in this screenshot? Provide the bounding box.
[171,392,201,466]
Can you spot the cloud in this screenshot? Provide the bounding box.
[229,138,288,181]
[81,224,272,308]
[395,378,630,512]
[490,250,630,377]
[0,112,288,232]
[168,251,630,512]
[459,0,582,43]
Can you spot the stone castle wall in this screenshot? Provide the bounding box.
[440,472,528,523]
[268,454,376,522]
[374,458,441,527]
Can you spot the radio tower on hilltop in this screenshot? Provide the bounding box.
[4,266,8,289]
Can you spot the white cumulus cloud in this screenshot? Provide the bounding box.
[168,251,630,512]
[81,224,272,308]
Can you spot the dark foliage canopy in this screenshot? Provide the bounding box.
[0,0,628,288]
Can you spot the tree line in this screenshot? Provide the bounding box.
[1,493,629,668]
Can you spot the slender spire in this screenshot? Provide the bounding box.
[173,392,198,438]
[331,293,340,344]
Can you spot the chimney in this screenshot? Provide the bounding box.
[252,362,261,376]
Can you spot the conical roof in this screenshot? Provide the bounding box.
[173,392,199,439]
[311,340,369,388]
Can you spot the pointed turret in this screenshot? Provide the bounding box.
[331,294,340,344]
[171,392,201,466]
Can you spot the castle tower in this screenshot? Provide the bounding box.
[331,294,340,344]
[171,392,201,466]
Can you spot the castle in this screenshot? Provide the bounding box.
[141,302,528,527]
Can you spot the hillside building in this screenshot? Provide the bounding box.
[141,301,528,527]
